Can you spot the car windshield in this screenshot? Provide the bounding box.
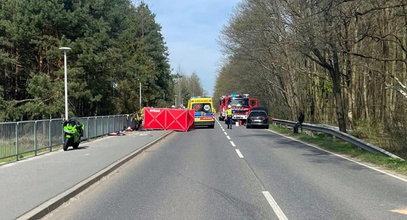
[192,103,212,113]
[228,98,249,107]
[250,111,267,117]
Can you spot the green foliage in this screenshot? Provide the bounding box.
[173,70,205,107]
[0,0,172,121]
[24,73,64,119]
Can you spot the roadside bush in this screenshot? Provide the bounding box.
[352,120,406,160]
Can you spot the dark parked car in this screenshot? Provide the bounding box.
[246,110,269,128]
[250,106,268,114]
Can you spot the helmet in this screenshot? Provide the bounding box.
[228,105,231,108]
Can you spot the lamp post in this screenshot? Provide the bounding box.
[139,81,142,109]
[59,47,71,120]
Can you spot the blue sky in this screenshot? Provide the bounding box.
[137,0,241,96]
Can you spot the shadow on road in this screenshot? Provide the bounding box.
[66,145,89,151]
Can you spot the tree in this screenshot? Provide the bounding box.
[217,0,407,157]
[0,0,173,120]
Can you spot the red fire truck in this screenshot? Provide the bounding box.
[218,94,258,122]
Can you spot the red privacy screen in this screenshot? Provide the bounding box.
[143,108,194,132]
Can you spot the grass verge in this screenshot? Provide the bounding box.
[0,145,62,164]
[269,124,407,177]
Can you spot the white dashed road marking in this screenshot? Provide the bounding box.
[235,149,244,158]
[217,119,289,219]
[262,191,288,220]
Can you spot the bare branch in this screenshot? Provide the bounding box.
[343,51,407,64]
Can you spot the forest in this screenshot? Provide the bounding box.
[0,0,177,121]
[173,71,206,108]
[214,0,407,157]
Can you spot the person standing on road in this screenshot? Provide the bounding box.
[293,111,305,133]
[136,108,144,130]
[227,105,233,129]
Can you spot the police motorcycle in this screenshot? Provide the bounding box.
[63,119,84,151]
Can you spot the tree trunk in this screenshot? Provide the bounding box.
[330,68,347,132]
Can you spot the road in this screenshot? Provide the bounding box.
[0,130,171,220]
[45,120,407,220]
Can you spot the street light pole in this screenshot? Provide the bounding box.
[59,47,71,120]
[139,81,142,109]
[178,78,181,105]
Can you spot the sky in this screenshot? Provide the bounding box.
[137,0,242,96]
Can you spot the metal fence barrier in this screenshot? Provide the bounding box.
[0,115,136,161]
[271,119,404,161]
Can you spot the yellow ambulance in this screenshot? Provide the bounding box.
[187,97,216,128]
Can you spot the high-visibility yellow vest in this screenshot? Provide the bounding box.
[227,109,233,116]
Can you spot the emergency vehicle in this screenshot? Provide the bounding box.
[218,94,258,122]
[187,97,216,128]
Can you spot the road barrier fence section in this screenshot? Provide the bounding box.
[0,115,136,161]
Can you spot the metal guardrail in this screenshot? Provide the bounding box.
[272,119,404,161]
[0,115,136,161]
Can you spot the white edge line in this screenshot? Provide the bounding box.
[230,141,236,147]
[262,191,288,220]
[266,129,407,183]
[235,149,244,158]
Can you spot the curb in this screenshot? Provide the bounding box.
[18,130,174,220]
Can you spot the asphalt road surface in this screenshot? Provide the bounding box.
[0,130,170,220]
[45,121,407,220]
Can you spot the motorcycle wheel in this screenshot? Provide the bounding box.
[73,142,79,149]
[63,138,69,151]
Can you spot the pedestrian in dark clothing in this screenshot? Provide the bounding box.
[298,112,304,124]
[293,112,304,133]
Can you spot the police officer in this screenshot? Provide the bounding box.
[227,105,233,129]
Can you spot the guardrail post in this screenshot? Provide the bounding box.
[102,116,104,135]
[49,120,52,152]
[103,116,105,134]
[108,115,111,133]
[95,117,97,137]
[106,116,108,134]
[113,116,115,132]
[34,121,38,156]
[332,135,336,142]
[16,122,19,161]
[61,119,64,145]
[120,116,123,131]
[107,116,109,133]
[86,117,90,140]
